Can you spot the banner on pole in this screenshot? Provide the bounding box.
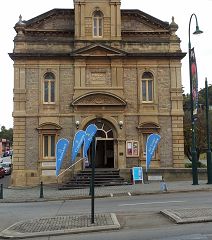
[83,124,98,159]
[71,130,86,162]
[146,134,161,172]
[190,47,199,117]
[56,138,70,176]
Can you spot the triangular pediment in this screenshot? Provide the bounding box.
[18,9,74,31]
[71,44,127,57]
[121,10,170,33]
[71,92,127,106]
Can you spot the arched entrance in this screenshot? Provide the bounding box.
[86,119,116,168]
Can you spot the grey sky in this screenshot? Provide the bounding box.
[1,0,211,128]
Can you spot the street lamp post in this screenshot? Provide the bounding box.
[188,13,203,185]
[205,78,212,184]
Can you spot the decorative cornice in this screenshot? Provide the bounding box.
[9,52,186,60]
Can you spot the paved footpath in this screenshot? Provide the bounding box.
[1,180,212,239]
[1,180,212,203]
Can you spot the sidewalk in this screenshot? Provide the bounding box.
[1,180,212,239]
[1,180,212,203]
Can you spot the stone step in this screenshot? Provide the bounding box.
[59,168,129,190]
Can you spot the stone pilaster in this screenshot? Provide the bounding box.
[11,117,26,186]
[172,116,184,167]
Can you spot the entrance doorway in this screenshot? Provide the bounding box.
[95,139,114,168]
[86,120,115,168]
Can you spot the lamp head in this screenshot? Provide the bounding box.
[75,120,80,129]
[193,25,203,35]
[118,120,123,129]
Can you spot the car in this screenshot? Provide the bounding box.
[0,163,12,175]
[0,166,5,178]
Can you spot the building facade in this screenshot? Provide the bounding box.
[10,0,186,186]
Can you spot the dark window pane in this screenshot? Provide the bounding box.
[44,136,48,157]
[142,72,153,79]
[148,80,153,101]
[94,18,97,36]
[94,11,102,17]
[44,72,55,80]
[44,82,49,102]
[142,81,146,101]
[51,135,55,157]
[96,130,106,138]
[95,122,103,129]
[99,19,102,36]
[107,130,113,138]
[51,81,55,102]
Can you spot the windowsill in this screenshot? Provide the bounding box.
[142,101,154,104]
[93,36,103,38]
[43,103,55,105]
[39,159,56,162]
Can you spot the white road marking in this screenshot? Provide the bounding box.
[119,200,185,207]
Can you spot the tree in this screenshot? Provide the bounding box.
[183,85,212,162]
[0,126,13,143]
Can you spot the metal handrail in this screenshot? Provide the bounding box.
[56,158,86,188]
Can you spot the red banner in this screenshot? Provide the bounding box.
[190,47,199,117]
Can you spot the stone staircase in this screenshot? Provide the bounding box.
[59,168,130,190]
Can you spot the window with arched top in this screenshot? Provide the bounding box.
[93,10,103,37]
[138,122,160,157]
[43,72,55,104]
[141,72,154,102]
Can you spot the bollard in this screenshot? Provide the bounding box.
[89,178,91,196]
[40,181,44,198]
[0,184,3,199]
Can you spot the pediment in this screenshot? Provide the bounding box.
[71,92,127,106]
[18,9,74,32]
[121,10,170,33]
[137,122,160,130]
[71,44,127,57]
[36,122,62,130]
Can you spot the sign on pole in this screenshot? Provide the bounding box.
[83,124,98,158]
[71,130,86,162]
[146,134,161,172]
[56,138,70,176]
[190,47,199,117]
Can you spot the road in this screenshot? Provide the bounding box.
[1,191,212,239]
[0,156,11,187]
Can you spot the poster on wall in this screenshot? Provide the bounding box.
[126,140,139,157]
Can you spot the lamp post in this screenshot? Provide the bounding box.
[188,13,203,185]
[205,78,212,184]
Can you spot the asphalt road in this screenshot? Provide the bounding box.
[1,191,212,239]
[0,156,11,187]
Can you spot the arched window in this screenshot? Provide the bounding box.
[43,72,55,103]
[138,122,160,157]
[93,10,103,37]
[141,72,154,102]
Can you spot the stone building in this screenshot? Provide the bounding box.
[10,0,186,186]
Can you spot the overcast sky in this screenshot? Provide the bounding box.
[1,0,211,129]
